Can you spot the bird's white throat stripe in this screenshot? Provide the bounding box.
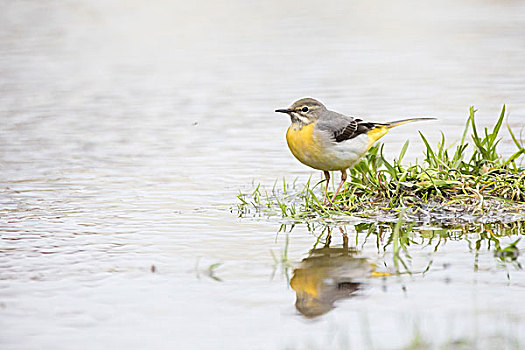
[291,113,310,125]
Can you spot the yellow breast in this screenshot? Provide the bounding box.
[290,268,321,298]
[286,123,324,170]
[286,123,391,172]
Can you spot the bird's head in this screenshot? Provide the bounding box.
[275,98,327,125]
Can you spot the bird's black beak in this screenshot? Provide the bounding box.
[275,108,292,114]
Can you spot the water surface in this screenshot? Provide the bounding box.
[1,0,525,348]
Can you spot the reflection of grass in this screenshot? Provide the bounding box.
[281,219,522,343]
[392,211,412,274]
[195,258,223,282]
[399,323,521,350]
[293,219,524,276]
[235,106,525,223]
[402,326,429,350]
[270,230,292,283]
[207,263,223,282]
[285,316,521,350]
[495,238,521,262]
[395,221,522,275]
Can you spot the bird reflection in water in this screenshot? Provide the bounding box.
[290,227,380,318]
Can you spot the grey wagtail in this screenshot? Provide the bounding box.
[275,98,435,205]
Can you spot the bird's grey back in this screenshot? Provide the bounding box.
[316,109,357,133]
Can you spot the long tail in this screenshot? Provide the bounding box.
[382,117,436,129]
[365,117,436,149]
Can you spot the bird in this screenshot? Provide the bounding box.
[290,226,391,318]
[290,245,369,317]
[275,98,435,205]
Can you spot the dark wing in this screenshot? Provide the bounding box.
[333,119,377,143]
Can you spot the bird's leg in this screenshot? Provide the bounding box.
[324,226,332,247]
[322,170,330,205]
[331,169,348,203]
[343,234,348,249]
[340,227,348,250]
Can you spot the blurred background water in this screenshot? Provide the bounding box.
[1,0,525,349]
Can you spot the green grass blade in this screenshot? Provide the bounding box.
[398,140,410,163]
[489,105,505,145]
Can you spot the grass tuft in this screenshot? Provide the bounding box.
[235,106,525,224]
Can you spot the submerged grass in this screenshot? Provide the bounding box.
[235,106,525,224]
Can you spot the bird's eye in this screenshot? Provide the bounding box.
[302,106,309,112]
